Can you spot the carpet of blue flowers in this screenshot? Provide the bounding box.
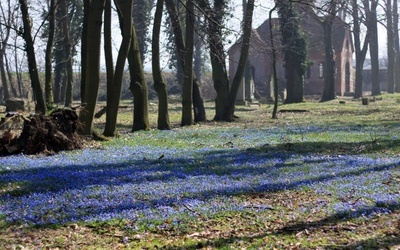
[0,126,399,228]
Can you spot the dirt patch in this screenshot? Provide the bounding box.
[0,109,84,156]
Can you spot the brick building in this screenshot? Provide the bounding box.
[228,12,354,99]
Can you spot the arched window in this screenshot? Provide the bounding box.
[319,62,324,78]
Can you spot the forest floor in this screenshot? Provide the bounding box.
[0,94,399,249]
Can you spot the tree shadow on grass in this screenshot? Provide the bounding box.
[169,203,400,249]
[0,140,399,227]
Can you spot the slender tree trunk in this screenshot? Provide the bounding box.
[193,78,206,122]
[0,51,10,101]
[13,38,23,97]
[53,59,63,103]
[0,0,12,101]
[128,24,150,131]
[102,0,114,132]
[103,0,114,104]
[19,0,46,113]
[222,0,254,121]
[103,0,133,136]
[152,0,170,130]
[320,19,336,102]
[194,31,203,83]
[387,0,395,93]
[207,0,229,121]
[270,5,278,119]
[45,0,55,107]
[4,55,17,97]
[393,0,400,92]
[277,0,306,104]
[79,0,105,135]
[181,0,194,126]
[165,0,206,123]
[366,0,380,96]
[132,0,153,63]
[353,0,369,99]
[80,0,91,104]
[61,0,73,107]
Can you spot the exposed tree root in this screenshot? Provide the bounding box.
[0,109,84,156]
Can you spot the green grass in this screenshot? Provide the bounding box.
[0,94,400,249]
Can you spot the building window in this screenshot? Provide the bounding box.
[319,62,324,78]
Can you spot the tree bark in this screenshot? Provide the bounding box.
[0,0,14,101]
[222,0,254,121]
[132,0,154,63]
[206,0,230,121]
[365,0,380,96]
[80,0,91,105]
[19,0,46,114]
[61,0,73,107]
[320,19,336,102]
[128,24,150,132]
[45,0,55,107]
[0,48,10,101]
[277,0,306,104]
[79,0,105,135]
[352,0,369,99]
[181,0,194,126]
[103,0,114,103]
[103,0,133,136]
[152,0,171,130]
[269,5,279,119]
[394,0,400,92]
[165,0,206,123]
[386,0,395,93]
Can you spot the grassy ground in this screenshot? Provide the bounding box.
[0,94,399,249]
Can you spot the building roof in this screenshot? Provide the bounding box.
[229,11,352,56]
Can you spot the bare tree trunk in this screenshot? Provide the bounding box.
[19,0,46,113]
[206,0,230,121]
[181,0,194,126]
[269,5,279,119]
[152,0,171,130]
[353,0,369,99]
[365,0,380,96]
[14,39,23,97]
[80,0,90,104]
[165,0,206,123]
[104,0,133,136]
[128,24,150,132]
[277,0,307,104]
[387,0,395,93]
[61,0,73,107]
[45,0,55,107]
[320,20,336,102]
[79,0,105,135]
[0,0,13,101]
[222,0,254,121]
[393,0,400,92]
[103,0,114,106]
[53,59,64,103]
[0,51,10,101]
[4,54,17,97]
